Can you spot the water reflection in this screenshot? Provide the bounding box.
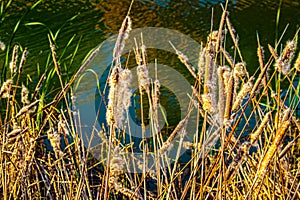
[0,0,299,85]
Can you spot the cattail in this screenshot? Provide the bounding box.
[106,67,120,126]
[222,66,231,93]
[18,48,28,73]
[10,45,19,74]
[201,93,213,114]
[152,80,160,111]
[234,62,247,78]
[160,117,188,154]
[218,66,226,124]
[7,125,22,139]
[277,108,291,128]
[141,44,147,65]
[232,77,253,112]
[203,53,215,94]
[221,47,235,68]
[207,30,219,47]
[115,69,132,128]
[224,72,234,122]
[114,182,142,200]
[47,128,62,157]
[254,119,290,190]
[21,83,30,105]
[58,114,69,136]
[250,61,271,98]
[268,44,279,60]
[109,147,125,187]
[0,79,12,98]
[113,16,132,65]
[198,44,206,81]
[226,16,239,49]
[135,48,150,93]
[257,42,265,70]
[15,99,40,118]
[170,42,198,79]
[257,38,269,87]
[250,111,272,144]
[216,11,228,52]
[275,40,296,75]
[233,62,248,99]
[294,52,300,71]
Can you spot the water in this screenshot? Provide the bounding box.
[0,0,299,128]
[0,0,299,78]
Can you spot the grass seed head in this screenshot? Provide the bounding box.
[0,79,12,98]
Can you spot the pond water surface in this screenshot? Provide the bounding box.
[0,0,300,77]
[0,0,299,128]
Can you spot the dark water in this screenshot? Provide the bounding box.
[0,0,300,78]
[0,0,299,125]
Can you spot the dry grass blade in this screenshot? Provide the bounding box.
[252,113,291,193]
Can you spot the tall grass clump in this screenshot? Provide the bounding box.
[0,2,300,200]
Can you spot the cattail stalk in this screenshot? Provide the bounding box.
[226,16,238,49]
[220,47,234,68]
[15,99,40,118]
[10,45,19,74]
[115,69,132,128]
[268,44,279,60]
[217,67,226,125]
[197,44,206,80]
[257,36,268,87]
[21,83,30,105]
[249,111,272,144]
[170,42,198,79]
[216,10,228,52]
[254,120,290,191]
[224,72,234,122]
[18,48,28,73]
[232,78,253,112]
[135,44,150,93]
[113,16,132,66]
[160,117,188,154]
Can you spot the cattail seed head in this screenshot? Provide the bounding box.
[115,68,132,128]
[113,16,132,64]
[232,77,253,112]
[15,100,39,118]
[0,79,12,98]
[250,111,272,145]
[10,45,19,74]
[152,80,160,111]
[21,83,30,105]
[136,64,150,93]
[275,40,296,75]
[234,62,247,78]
